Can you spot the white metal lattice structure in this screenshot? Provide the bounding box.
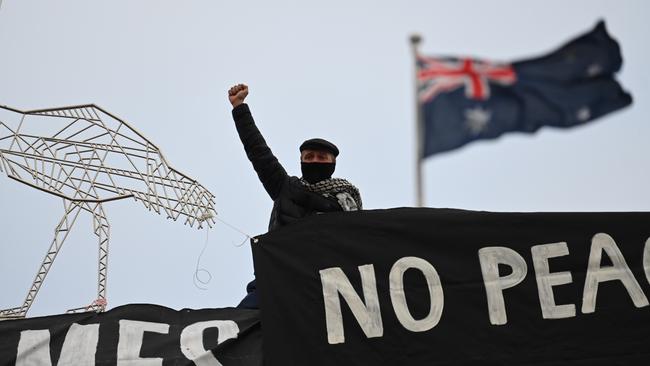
[0,104,216,319]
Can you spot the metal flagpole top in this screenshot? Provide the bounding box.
[410,34,422,45]
[410,34,424,207]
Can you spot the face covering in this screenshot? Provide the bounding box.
[301,162,335,184]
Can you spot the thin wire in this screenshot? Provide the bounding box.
[233,235,249,247]
[213,214,259,244]
[192,213,257,290]
[192,227,212,290]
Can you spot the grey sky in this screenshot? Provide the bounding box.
[1,0,648,317]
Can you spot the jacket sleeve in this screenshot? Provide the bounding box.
[232,103,289,200]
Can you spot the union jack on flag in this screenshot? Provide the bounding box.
[417,56,516,103]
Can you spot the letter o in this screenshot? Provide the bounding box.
[389,256,444,332]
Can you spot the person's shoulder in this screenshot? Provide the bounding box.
[277,175,300,192]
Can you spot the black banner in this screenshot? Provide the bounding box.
[0,304,261,365]
[253,208,650,365]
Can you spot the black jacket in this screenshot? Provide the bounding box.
[232,103,342,231]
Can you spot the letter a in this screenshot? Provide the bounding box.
[582,233,649,313]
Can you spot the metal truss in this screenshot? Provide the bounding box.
[0,104,216,319]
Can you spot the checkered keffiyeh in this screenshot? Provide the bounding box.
[300,178,362,210]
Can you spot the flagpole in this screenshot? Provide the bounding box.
[410,34,424,207]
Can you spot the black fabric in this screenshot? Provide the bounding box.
[237,281,260,309]
[252,208,650,366]
[0,304,261,365]
[300,162,335,184]
[299,138,339,157]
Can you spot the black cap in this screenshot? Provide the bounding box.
[299,138,339,157]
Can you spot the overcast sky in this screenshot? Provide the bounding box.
[1,0,648,317]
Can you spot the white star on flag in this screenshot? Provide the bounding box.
[576,106,591,121]
[464,107,492,135]
[587,63,603,77]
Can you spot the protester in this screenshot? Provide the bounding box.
[228,83,362,308]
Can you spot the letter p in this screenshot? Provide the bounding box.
[478,247,528,325]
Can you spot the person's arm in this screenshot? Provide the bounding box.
[229,84,288,200]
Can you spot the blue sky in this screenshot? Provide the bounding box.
[1,0,648,317]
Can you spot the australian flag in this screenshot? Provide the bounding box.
[418,21,633,157]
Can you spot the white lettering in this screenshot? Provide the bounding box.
[531,242,576,319]
[389,256,444,332]
[319,264,383,344]
[479,247,528,325]
[117,320,169,366]
[180,320,239,366]
[58,323,100,365]
[16,330,51,366]
[16,323,99,366]
[582,233,649,313]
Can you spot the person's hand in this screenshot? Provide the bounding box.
[228,84,249,107]
[277,178,342,225]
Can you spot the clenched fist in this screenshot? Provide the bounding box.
[228,84,249,107]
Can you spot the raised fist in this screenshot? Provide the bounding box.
[228,84,249,107]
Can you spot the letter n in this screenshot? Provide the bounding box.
[319,264,383,345]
